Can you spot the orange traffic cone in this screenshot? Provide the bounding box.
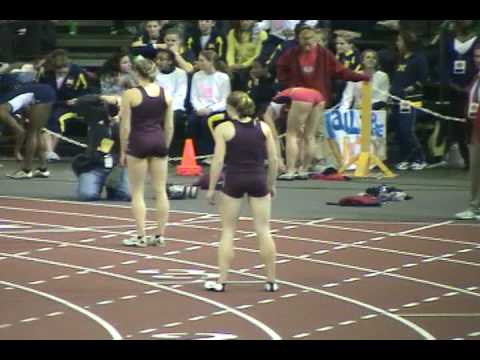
[176,139,203,176]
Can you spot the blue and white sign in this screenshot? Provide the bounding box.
[324,109,387,169]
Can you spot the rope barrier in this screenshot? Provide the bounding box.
[372,86,467,123]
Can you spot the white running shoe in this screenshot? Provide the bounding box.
[46,152,61,162]
[6,169,33,179]
[395,162,410,171]
[278,172,296,181]
[295,171,310,180]
[147,236,165,247]
[204,280,225,292]
[122,236,148,247]
[33,169,50,178]
[264,282,279,292]
[455,209,480,220]
[410,162,427,171]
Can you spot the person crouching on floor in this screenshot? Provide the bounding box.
[71,95,130,202]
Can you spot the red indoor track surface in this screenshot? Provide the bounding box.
[1,196,479,340]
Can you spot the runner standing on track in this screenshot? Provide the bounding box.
[205,91,279,292]
[456,44,480,220]
[1,83,56,179]
[120,55,174,247]
[263,87,325,180]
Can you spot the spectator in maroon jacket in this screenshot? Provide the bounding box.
[276,25,370,107]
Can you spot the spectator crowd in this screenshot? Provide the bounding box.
[1,19,479,178]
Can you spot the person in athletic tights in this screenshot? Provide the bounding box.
[205,91,279,292]
[0,83,55,179]
[455,44,480,220]
[263,87,325,180]
[120,55,174,247]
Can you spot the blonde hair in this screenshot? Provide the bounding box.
[132,55,157,82]
[227,91,256,117]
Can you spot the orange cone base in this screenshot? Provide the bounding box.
[176,165,203,177]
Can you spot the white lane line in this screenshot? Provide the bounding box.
[467,286,479,291]
[120,295,137,300]
[422,297,440,302]
[402,263,418,268]
[283,226,298,230]
[76,270,90,275]
[458,248,473,253]
[361,314,378,320]
[333,245,348,250]
[280,293,298,299]
[79,238,96,243]
[139,328,157,334]
[316,326,334,332]
[20,317,39,323]
[164,251,180,256]
[164,322,182,328]
[28,280,46,285]
[0,252,281,340]
[121,260,138,265]
[212,310,229,316]
[96,300,115,306]
[36,247,53,252]
[236,305,253,309]
[46,312,63,317]
[322,283,339,288]
[15,252,30,256]
[253,264,265,269]
[275,259,291,264]
[313,250,329,255]
[385,267,400,273]
[101,234,117,239]
[298,254,311,259]
[370,237,385,241]
[292,333,311,338]
[444,292,459,297]
[0,324,12,329]
[388,308,399,312]
[3,287,14,290]
[468,332,480,337]
[188,316,207,321]
[403,303,420,308]
[258,299,275,304]
[185,246,201,251]
[52,275,70,280]
[144,290,161,295]
[0,257,7,260]
[339,320,356,326]
[99,265,115,270]
[343,278,360,283]
[0,280,122,340]
[354,241,367,245]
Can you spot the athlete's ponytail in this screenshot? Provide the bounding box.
[132,55,158,82]
[227,91,256,118]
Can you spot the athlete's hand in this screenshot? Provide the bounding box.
[206,189,216,206]
[270,186,277,199]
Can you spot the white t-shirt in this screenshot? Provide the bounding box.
[190,70,231,113]
[155,67,188,111]
[339,71,390,110]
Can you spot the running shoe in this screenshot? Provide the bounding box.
[264,282,279,292]
[33,168,50,178]
[46,152,61,162]
[395,162,410,171]
[277,172,296,181]
[122,236,148,247]
[455,209,480,220]
[204,280,225,292]
[147,236,166,247]
[410,162,427,171]
[295,171,310,180]
[6,169,33,179]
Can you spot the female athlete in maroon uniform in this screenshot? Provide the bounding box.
[206,91,279,292]
[120,56,174,247]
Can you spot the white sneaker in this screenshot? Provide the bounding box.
[46,152,61,162]
[147,236,165,247]
[410,162,427,171]
[295,171,310,180]
[455,209,480,220]
[6,169,33,179]
[33,169,50,178]
[264,282,279,292]
[122,236,148,247]
[204,280,225,292]
[278,172,296,181]
[395,162,410,171]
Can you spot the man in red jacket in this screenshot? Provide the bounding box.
[276,25,370,170]
[276,25,370,106]
[456,44,480,220]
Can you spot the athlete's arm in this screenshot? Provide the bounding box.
[261,121,279,196]
[163,93,175,150]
